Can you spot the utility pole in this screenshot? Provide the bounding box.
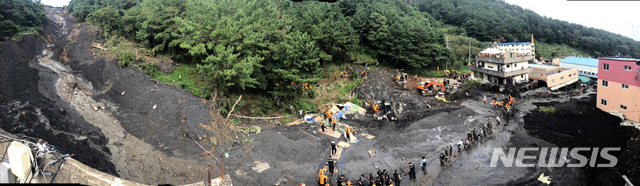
[446,36,449,70]
[468,39,471,65]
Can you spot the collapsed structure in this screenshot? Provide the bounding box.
[468,43,533,85]
[528,64,579,91]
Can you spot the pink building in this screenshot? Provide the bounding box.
[596,58,640,122]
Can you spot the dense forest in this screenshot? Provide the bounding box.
[0,0,46,38]
[66,0,640,114]
[412,0,640,58]
[67,0,450,105]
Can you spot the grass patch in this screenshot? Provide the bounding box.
[151,64,205,97]
[11,27,42,41]
[538,106,555,114]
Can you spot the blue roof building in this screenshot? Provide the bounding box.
[559,57,599,78]
[498,42,532,45]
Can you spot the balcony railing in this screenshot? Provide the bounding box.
[468,65,532,78]
[475,55,534,64]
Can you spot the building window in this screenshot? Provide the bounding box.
[514,63,518,67]
[568,74,572,77]
[620,105,628,110]
[624,65,632,71]
[601,99,607,105]
[602,80,608,87]
[603,63,609,70]
[551,79,555,83]
[622,84,629,89]
[561,76,564,80]
[521,75,524,78]
[507,65,510,68]
[573,73,576,76]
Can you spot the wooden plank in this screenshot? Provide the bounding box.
[318,128,341,138]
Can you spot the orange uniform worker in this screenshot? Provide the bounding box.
[331,119,337,131]
[345,125,352,142]
[318,172,328,185]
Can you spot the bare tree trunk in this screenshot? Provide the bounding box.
[226,95,242,121]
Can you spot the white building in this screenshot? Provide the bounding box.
[469,46,532,85]
[497,35,536,57]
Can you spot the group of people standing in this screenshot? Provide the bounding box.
[438,117,497,167]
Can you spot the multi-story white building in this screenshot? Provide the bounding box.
[468,44,533,85]
[497,35,536,57]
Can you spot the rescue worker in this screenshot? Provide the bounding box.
[332,119,337,131]
[393,170,401,186]
[327,155,336,176]
[337,174,345,186]
[472,128,477,141]
[439,151,447,167]
[482,125,488,138]
[483,95,486,104]
[373,103,380,116]
[494,94,497,100]
[464,139,470,150]
[467,130,473,142]
[408,162,416,180]
[319,170,328,186]
[382,169,390,185]
[368,173,375,186]
[449,140,455,157]
[345,125,352,142]
[443,147,448,157]
[456,140,463,152]
[357,174,366,186]
[420,156,427,175]
[321,119,327,133]
[331,141,337,155]
[335,72,337,80]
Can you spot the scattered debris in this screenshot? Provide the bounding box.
[538,173,551,185]
[368,149,376,157]
[121,91,125,96]
[152,104,157,109]
[252,162,270,173]
[361,133,375,139]
[337,141,350,148]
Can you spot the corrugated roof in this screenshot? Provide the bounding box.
[560,57,598,67]
[498,42,532,45]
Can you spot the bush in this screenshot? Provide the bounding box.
[117,50,136,67]
[538,106,555,114]
[463,80,481,89]
[288,100,318,113]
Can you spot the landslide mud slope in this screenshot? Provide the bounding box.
[45,10,237,185]
[0,18,117,176]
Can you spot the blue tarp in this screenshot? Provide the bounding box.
[337,111,344,118]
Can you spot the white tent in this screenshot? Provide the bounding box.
[480,47,502,54]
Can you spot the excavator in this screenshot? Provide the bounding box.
[435,92,447,102]
[417,80,445,96]
[372,100,398,122]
